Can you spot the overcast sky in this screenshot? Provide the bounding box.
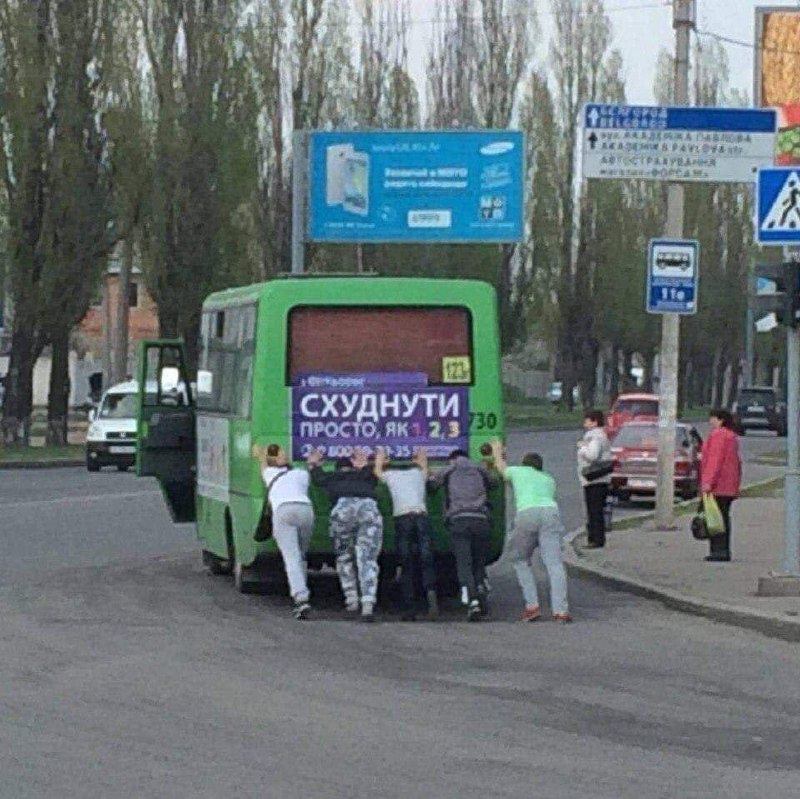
[402,0,800,107]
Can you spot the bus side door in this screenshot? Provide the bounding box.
[136,341,196,523]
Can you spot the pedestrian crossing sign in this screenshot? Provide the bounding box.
[757,168,800,245]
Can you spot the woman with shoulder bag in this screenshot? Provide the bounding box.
[700,409,742,562]
[253,444,315,619]
[577,409,613,549]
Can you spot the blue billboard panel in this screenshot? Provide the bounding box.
[308,131,524,243]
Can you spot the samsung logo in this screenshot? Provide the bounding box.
[480,141,515,156]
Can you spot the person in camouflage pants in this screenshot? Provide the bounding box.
[309,448,384,621]
[329,497,383,609]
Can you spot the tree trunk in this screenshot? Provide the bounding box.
[112,236,134,384]
[609,345,621,402]
[2,326,36,445]
[46,329,70,446]
[102,275,113,392]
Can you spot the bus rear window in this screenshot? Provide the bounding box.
[288,306,472,386]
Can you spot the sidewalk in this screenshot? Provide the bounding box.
[565,490,800,641]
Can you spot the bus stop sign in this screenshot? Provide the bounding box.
[647,239,699,315]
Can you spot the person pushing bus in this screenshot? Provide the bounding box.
[307,447,383,622]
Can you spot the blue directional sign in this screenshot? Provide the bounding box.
[583,104,777,184]
[308,130,524,243]
[647,239,699,315]
[757,167,800,245]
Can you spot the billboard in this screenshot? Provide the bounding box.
[756,7,800,165]
[308,130,524,243]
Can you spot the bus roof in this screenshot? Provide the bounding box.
[202,276,496,311]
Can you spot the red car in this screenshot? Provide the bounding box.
[606,393,659,440]
[610,421,702,503]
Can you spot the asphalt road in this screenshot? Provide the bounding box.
[1,430,797,798]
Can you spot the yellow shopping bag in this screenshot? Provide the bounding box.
[703,493,725,536]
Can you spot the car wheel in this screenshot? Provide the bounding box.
[86,459,100,473]
[778,426,788,438]
[116,464,129,472]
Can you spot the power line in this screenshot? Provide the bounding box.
[695,26,800,60]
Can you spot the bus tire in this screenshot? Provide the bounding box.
[233,557,260,594]
[202,550,230,576]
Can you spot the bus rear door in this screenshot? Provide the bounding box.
[136,340,196,523]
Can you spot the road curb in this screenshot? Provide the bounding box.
[565,481,800,644]
[0,459,84,471]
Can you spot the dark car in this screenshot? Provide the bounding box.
[733,386,787,437]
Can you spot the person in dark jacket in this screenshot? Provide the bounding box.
[308,447,383,621]
[701,409,742,562]
[428,449,498,621]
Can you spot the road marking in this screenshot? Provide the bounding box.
[0,490,160,510]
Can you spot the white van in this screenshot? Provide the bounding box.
[85,380,139,472]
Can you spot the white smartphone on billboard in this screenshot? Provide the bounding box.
[326,144,353,206]
[343,151,370,216]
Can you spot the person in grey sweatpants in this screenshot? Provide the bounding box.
[491,440,571,623]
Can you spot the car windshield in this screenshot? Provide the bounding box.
[99,392,137,419]
[615,400,658,417]
[614,425,691,449]
[739,390,776,406]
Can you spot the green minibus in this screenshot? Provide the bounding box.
[136,276,505,593]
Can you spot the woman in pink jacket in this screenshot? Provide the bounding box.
[701,409,742,562]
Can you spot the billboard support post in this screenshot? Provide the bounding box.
[291,131,309,275]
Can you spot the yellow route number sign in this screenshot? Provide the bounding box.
[442,356,472,384]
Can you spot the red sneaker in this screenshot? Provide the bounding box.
[521,606,542,622]
[553,612,573,624]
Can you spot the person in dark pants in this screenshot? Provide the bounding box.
[374,446,439,621]
[428,449,498,621]
[701,409,742,562]
[577,410,613,549]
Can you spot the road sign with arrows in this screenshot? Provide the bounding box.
[582,104,776,184]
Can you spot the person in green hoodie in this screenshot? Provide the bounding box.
[491,440,571,623]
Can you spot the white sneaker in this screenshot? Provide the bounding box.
[360,601,375,623]
[345,596,360,613]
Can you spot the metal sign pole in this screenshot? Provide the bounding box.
[655,0,693,529]
[291,131,309,275]
[785,315,800,575]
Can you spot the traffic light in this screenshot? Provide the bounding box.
[753,262,800,328]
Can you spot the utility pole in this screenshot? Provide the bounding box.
[655,0,694,529]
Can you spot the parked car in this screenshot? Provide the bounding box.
[733,386,787,437]
[610,421,702,503]
[85,380,140,472]
[606,393,659,439]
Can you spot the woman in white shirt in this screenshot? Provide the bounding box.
[253,443,315,619]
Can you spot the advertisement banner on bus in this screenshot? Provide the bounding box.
[755,8,800,165]
[291,373,469,460]
[308,130,524,243]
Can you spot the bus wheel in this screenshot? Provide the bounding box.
[202,550,231,576]
[233,557,260,594]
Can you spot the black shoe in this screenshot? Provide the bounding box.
[705,554,731,562]
[584,542,605,550]
[467,599,482,622]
